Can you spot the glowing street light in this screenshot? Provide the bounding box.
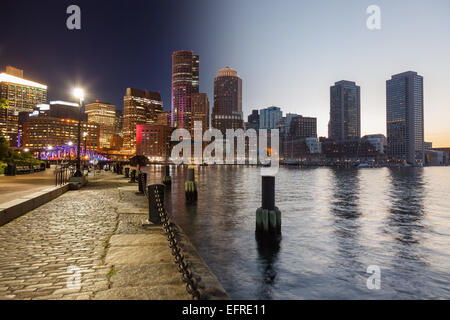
[23,148,29,152]
[73,88,85,177]
[73,88,84,102]
[68,141,73,146]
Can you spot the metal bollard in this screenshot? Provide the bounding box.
[148,184,165,224]
[130,169,137,183]
[137,172,147,194]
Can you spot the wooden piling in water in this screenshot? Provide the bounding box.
[185,167,197,203]
[163,165,172,185]
[256,176,281,235]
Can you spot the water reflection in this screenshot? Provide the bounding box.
[143,165,450,299]
[328,168,364,291]
[255,234,281,300]
[388,168,426,245]
[387,168,428,267]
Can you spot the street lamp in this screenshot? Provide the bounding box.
[83,131,89,165]
[73,88,84,177]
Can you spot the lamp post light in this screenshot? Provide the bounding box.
[73,88,84,177]
[83,131,88,169]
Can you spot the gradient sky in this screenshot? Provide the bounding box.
[1,0,449,146]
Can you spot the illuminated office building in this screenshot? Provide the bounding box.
[23,117,99,152]
[0,66,47,147]
[171,50,199,129]
[329,80,361,141]
[122,88,163,153]
[191,92,210,135]
[156,111,171,126]
[136,124,173,161]
[114,109,123,135]
[386,71,424,165]
[85,100,117,149]
[47,100,85,121]
[212,67,243,133]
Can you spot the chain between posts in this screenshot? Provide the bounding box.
[147,179,201,300]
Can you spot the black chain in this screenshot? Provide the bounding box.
[151,186,201,300]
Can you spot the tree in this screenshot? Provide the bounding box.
[0,135,9,160]
[0,98,8,109]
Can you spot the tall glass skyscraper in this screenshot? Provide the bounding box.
[259,106,282,129]
[386,71,424,165]
[212,67,243,134]
[328,80,361,141]
[171,50,199,130]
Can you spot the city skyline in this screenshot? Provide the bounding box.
[1,1,449,146]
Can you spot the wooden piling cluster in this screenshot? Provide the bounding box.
[185,167,197,203]
[256,176,281,235]
[163,165,172,185]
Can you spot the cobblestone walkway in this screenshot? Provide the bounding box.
[0,172,121,300]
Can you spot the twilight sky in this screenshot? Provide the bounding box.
[1,0,449,146]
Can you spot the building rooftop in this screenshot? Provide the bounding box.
[0,72,47,89]
[217,67,238,77]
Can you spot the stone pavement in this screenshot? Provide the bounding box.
[0,171,118,299]
[0,167,56,205]
[93,183,191,300]
[0,170,227,300]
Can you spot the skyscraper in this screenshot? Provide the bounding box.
[329,80,361,141]
[85,101,117,150]
[171,50,199,130]
[191,92,210,135]
[259,106,282,129]
[386,71,424,165]
[123,88,162,153]
[0,66,47,147]
[212,67,243,133]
